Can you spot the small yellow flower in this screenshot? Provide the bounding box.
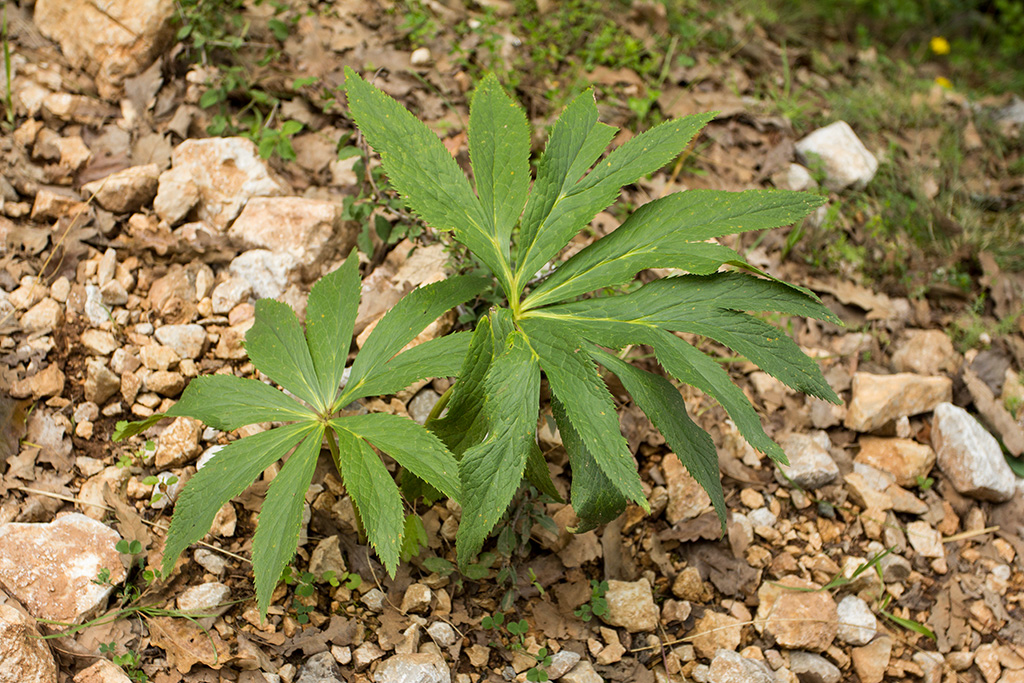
[935,76,953,89]
[930,36,951,55]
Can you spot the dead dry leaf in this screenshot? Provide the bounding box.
[149,616,230,674]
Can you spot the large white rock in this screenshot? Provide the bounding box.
[154,138,285,230]
[229,250,300,300]
[0,514,126,622]
[81,164,160,214]
[373,652,450,683]
[33,0,174,99]
[227,197,346,268]
[844,372,952,432]
[0,603,57,683]
[931,402,1016,501]
[795,121,878,191]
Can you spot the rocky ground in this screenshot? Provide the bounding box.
[2,1,1024,683]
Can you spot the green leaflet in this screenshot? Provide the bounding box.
[164,374,314,432]
[344,68,513,295]
[251,423,324,615]
[591,348,726,531]
[161,422,316,581]
[246,298,325,411]
[520,318,648,509]
[343,275,488,402]
[515,112,715,288]
[525,440,563,503]
[551,397,627,533]
[456,331,540,567]
[331,424,405,576]
[517,90,614,273]
[336,413,461,502]
[468,73,531,254]
[525,190,824,308]
[307,251,360,409]
[350,332,472,401]
[428,315,495,457]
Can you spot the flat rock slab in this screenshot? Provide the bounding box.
[0,514,125,622]
[844,372,952,432]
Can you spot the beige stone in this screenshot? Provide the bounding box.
[154,417,202,468]
[855,437,935,487]
[755,576,837,652]
[601,578,659,633]
[692,611,743,659]
[845,372,952,432]
[73,659,131,683]
[0,514,126,622]
[81,164,160,214]
[10,364,64,400]
[851,636,892,683]
[0,603,58,683]
[891,329,958,375]
[662,452,712,523]
[227,196,347,268]
[33,0,174,99]
[78,466,130,521]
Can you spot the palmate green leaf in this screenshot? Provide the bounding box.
[344,68,513,294]
[331,425,405,576]
[457,331,540,567]
[429,315,495,456]
[592,348,726,531]
[343,275,488,402]
[517,90,614,271]
[163,374,315,432]
[251,423,324,617]
[525,190,824,308]
[307,250,360,409]
[515,112,715,289]
[246,298,325,412]
[161,422,316,580]
[551,397,627,533]
[336,413,461,502]
[350,332,472,400]
[469,73,531,253]
[520,318,647,509]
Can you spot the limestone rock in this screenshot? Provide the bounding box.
[931,402,1017,501]
[601,578,658,633]
[229,250,299,300]
[836,595,876,646]
[400,583,432,614]
[80,329,119,356]
[373,652,450,683]
[854,437,935,487]
[154,417,202,468]
[851,637,891,683]
[153,324,206,359]
[776,432,838,489]
[10,364,64,400]
[905,520,944,559]
[81,165,160,214]
[33,0,173,99]
[0,603,57,683]
[708,650,774,683]
[177,582,231,615]
[756,576,837,652]
[844,372,952,432]
[20,298,63,333]
[547,650,582,679]
[84,359,121,405]
[154,138,285,231]
[153,168,199,225]
[296,651,342,683]
[0,514,126,621]
[426,621,457,648]
[662,452,712,523]
[692,611,743,659]
[73,658,132,683]
[227,197,348,269]
[795,121,878,191]
[211,276,253,314]
[891,329,958,376]
[788,651,841,683]
[308,536,346,578]
[560,661,604,683]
